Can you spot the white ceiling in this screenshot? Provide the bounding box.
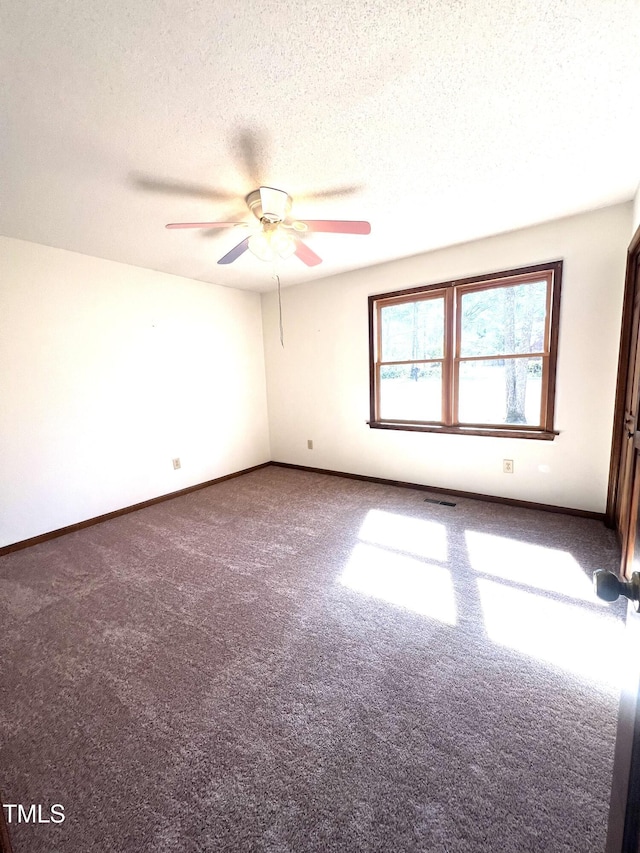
[2,0,640,292]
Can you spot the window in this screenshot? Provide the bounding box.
[368,261,562,439]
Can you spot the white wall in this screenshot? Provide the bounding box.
[262,203,631,513]
[0,237,270,547]
[633,182,640,235]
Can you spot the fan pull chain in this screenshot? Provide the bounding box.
[272,263,284,348]
[277,274,284,348]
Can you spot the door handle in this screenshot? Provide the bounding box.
[594,570,640,611]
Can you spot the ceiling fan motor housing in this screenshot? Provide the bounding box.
[247,187,292,223]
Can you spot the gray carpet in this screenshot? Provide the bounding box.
[0,465,626,852]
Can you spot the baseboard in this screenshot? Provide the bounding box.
[0,463,270,556]
[0,458,605,556]
[269,461,606,521]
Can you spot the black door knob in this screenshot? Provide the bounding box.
[593,570,640,610]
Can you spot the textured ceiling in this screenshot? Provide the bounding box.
[2,0,640,292]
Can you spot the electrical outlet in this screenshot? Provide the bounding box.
[172,457,181,470]
[503,459,514,474]
[307,439,313,450]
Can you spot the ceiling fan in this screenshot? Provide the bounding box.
[165,186,371,266]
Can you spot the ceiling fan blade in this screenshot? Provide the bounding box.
[294,239,323,267]
[133,174,237,201]
[218,237,250,265]
[296,220,371,235]
[200,204,253,236]
[166,221,247,229]
[297,184,363,201]
[233,128,266,186]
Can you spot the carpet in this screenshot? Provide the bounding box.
[0,466,626,852]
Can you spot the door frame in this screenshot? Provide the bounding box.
[605,224,640,853]
[0,794,12,853]
[606,226,640,538]
[606,600,640,853]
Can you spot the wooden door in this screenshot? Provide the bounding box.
[607,228,640,574]
[604,524,640,852]
[0,793,12,853]
[605,227,640,851]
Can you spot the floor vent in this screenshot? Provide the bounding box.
[424,497,456,507]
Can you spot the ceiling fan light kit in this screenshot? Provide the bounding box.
[165,185,371,267]
[248,226,296,262]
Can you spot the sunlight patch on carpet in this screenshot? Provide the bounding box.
[477,578,625,687]
[340,542,457,624]
[465,530,601,603]
[358,509,448,562]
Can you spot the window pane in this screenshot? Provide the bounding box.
[381,298,444,362]
[458,358,543,426]
[460,282,547,358]
[380,363,442,422]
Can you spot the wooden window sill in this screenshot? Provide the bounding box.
[367,421,558,440]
